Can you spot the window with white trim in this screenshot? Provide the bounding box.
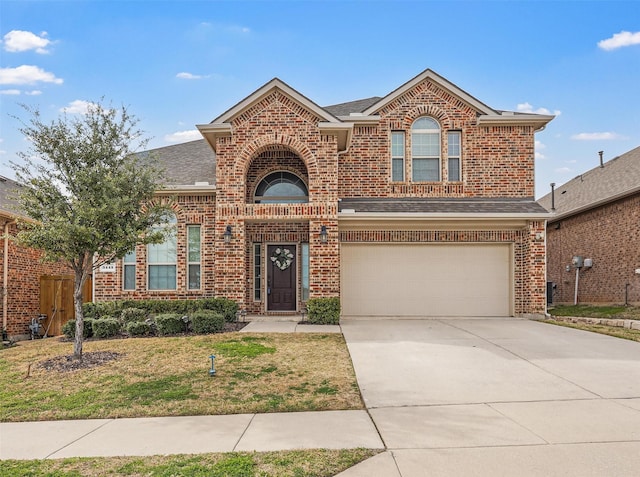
[391,131,405,182]
[147,214,177,290]
[187,225,201,290]
[301,243,310,301]
[123,249,136,290]
[411,117,441,182]
[253,243,262,301]
[447,131,461,181]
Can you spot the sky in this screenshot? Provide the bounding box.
[0,0,638,199]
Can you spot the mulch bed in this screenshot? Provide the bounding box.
[38,351,123,372]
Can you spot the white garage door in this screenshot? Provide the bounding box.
[341,243,512,317]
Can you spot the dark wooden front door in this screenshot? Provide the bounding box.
[267,245,296,311]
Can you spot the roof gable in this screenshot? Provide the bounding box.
[538,145,640,219]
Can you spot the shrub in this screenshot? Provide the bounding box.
[199,298,239,322]
[62,318,93,339]
[155,313,187,335]
[306,297,341,325]
[92,318,121,339]
[120,307,148,324]
[190,310,225,334]
[126,320,152,336]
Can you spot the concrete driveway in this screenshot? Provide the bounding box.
[338,318,640,477]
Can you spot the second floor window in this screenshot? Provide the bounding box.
[411,117,440,182]
[254,171,308,204]
[447,131,461,181]
[391,131,405,182]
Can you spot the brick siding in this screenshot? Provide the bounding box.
[546,194,640,305]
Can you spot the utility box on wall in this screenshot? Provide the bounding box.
[572,256,584,268]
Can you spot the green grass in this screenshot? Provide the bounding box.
[0,449,381,477]
[542,319,640,343]
[549,304,640,319]
[0,333,363,422]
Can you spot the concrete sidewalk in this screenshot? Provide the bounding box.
[0,410,383,459]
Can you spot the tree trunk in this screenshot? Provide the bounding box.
[72,257,90,360]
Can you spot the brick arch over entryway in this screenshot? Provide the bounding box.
[236,134,319,180]
[245,148,309,203]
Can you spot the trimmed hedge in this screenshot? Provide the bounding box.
[190,310,225,334]
[126,321,152,336]
[92,318,121,339]
[62,318,94,339]
[120,308,148,324]
[83,298,239,322]
[306,297,341,325]
[155,314,186,335]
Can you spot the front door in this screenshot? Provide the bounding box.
[267,245,296,311]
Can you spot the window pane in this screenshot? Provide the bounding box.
[412,132,440,157]
[188,226,201,263]
[148,232,176,263]
[124,250,136,263]
[188,264,200,290]
[392,158,404,182]
[301,243,309,301]
[412,117,439,130]
[254,243,261,301]
[149,265,176,290]
[391,132,405,157]
[413,158,439,181]
[448,131,461,157]
[448,157,460,181]
[124,265,135,290]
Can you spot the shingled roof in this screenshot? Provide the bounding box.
[339,197,548,215]
[323,97,382,117]
[140,139,216,187]
[538,145,640,220]
[0,175,24,219]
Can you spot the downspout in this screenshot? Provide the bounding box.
[3,219,14,337]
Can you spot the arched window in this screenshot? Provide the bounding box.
[254,171,308,204]
[411,117,441,182]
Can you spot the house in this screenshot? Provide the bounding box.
[1,176,78,340]
[94,68,553,318]
[538,146,640,305]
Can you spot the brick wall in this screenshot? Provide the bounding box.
[546,194,640,305]
[1,221,72,338]
[339,79,535,199]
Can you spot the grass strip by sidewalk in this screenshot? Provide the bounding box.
[549,304,640,319]
[542,319,640,343]
[2,449,381,477]
[0,332,363,422]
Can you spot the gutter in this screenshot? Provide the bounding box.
[338,211,551,221]
[547,185,640,223]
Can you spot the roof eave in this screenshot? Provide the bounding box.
[156,185,217,196]
[195,123,232,153]
[548,185,640,222]
[478,114,555,132]
[362,68,497,116]
[318,122,354,153]
[338,212,551,220]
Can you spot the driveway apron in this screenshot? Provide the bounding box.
[339,318,640,477]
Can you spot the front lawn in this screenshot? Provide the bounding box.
[549,304,640,319]
[2,449,381,477]
[0,332,363,422]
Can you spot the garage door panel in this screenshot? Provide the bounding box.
[341,244,511,317]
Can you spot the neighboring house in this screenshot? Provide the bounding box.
[94,68,553,318]
[538,146,640,305]
[1,176,77,340]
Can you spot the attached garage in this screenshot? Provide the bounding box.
[340,243,512,317]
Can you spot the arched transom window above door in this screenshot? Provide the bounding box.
[254,171,309,204]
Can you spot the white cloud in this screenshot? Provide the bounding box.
[598,30,640,51]
[60,100,94,114]
[517,102,561,116]
[555,167,572,174]
[3,30,52,54]
[534,140,546,160]
[25,90,42,95]
[164,130,201,143]
[0,65,63,85]
[570,132,624,141]
[176,72,204,80]
[0,89,21,95]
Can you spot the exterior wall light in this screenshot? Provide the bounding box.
[223,225,232,243]
[320,225,328,243]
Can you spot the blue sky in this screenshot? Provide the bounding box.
[1,0,638,198]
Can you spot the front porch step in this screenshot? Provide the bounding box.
[243,314,305,322]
